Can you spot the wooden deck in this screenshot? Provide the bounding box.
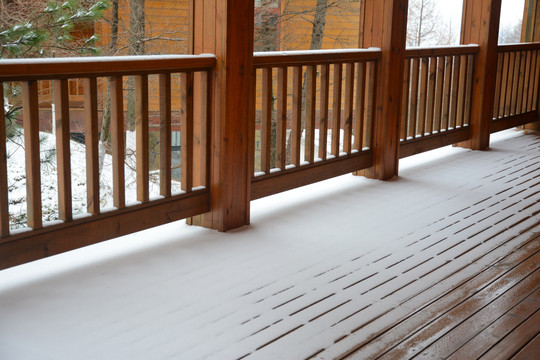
[1,129,540,359]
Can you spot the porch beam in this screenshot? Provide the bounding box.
[460,0,502,149]
[358,0,409,180]
[189,0,254,231]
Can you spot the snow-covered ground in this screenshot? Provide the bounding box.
[0,129,538,359]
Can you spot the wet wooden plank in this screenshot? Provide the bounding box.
[136,75,150,202]
[53,79,72,222]
[110,76,125,208]
[511,333,540,359]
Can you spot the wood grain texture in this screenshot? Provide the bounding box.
[83,78,100,215]
[0,85,9,237]
[181,72,194,193]
[159,73,172,198]
[110,76,125,209]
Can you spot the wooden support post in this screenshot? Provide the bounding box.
[522,0,540,130]
[189,0,254,231]
[357,0,408,180]
[460,0,502,149]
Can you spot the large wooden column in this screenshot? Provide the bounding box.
[358,0,408,180]
[190,0,254,231]
[460,0,502,149]
[522,0,540,129]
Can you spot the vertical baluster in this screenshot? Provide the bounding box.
[426,57,437,134]
[492,53,504,119]
[291,67,302,167]
[499,52,510,117]
[354,62,366,150]
[515,51,525,115]
[22,81,42,228]
[319,64,330,159]
[203,71,211,187]
[449,55,460,129]
[135,75,149,201]
[53,79,72,221]
[532,50,540,111]
[110,76,125,208]
[364,60,377,149]
[433,56,445,133]
[261,68,272,173]
[343,63,355,154]
[409,58,420,138]
[527,50,538,111]
[83,78,100,215]
[276,67,287,170]
[180,72,194,193]
[400,58,411,140]
[505,52,516,117]
[305,65,316,163]
[463,54,475,126]
[331,63,342,156]
[521,51,532,113]
[442,56,453,131]
[418,57,429,136]
[0,85,9,236]
[159,74,172,197]
[456,55,468,127]
[510,51,521,115]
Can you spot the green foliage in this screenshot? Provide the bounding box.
[0,0,110,58]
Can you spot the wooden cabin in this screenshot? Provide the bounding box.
[1,0,540,358]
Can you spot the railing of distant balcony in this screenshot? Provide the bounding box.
[0,55,215,269]
[251,49,381,199]
[399,45,479,158]
[491,42,540,133]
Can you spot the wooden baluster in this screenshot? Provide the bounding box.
[136,75,149,201]
[400,58,411,140]
[456,55,468,127]
[83,78,100,215]
[364,60,377,149]
[492,53,504,119]
[22,81,42,229]
[442,56,453,131]
[354,62,366,150]
[463,54,475,126]
[504,52,516,117]
[521,51,532,113]
[449,55,461,129]
[515,51,525,115]
[159,74,172,197]
[305,65,316,163]
[53,79,72,221]
[527,50,539,111]
[409,58,420,138]
[180,72,194,193]
[532,50,540,111]
[261,68,272,173]
[499,52,510,117]
[291,66,302,167]
[433,56,445,133]
[331,63,342,156]
[319,64,330,159]
[510,51,521,116]
[343,62,355,154]
[200,71,211,188]
[276,67,287,170]
[110,76,125,208]
[418,57,429,136]
[0,85,9,237]
[426,56,437,134]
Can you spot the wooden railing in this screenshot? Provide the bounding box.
[251,49,380,199]
[400,45,479,158]
[492,42,540,133]
[0,55,215,269]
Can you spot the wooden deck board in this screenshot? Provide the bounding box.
[1,130,540,360]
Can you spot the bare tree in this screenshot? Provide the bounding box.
[499,19,522,44]
[407,0,455,47]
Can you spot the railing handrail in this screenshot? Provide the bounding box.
[254,48,382,67]
[405,44,480,58]
[497,41,540,53]
[0,54,217,81]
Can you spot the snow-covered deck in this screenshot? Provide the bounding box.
[1,129,540,359]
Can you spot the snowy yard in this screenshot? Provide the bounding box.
[0,129,539,359]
